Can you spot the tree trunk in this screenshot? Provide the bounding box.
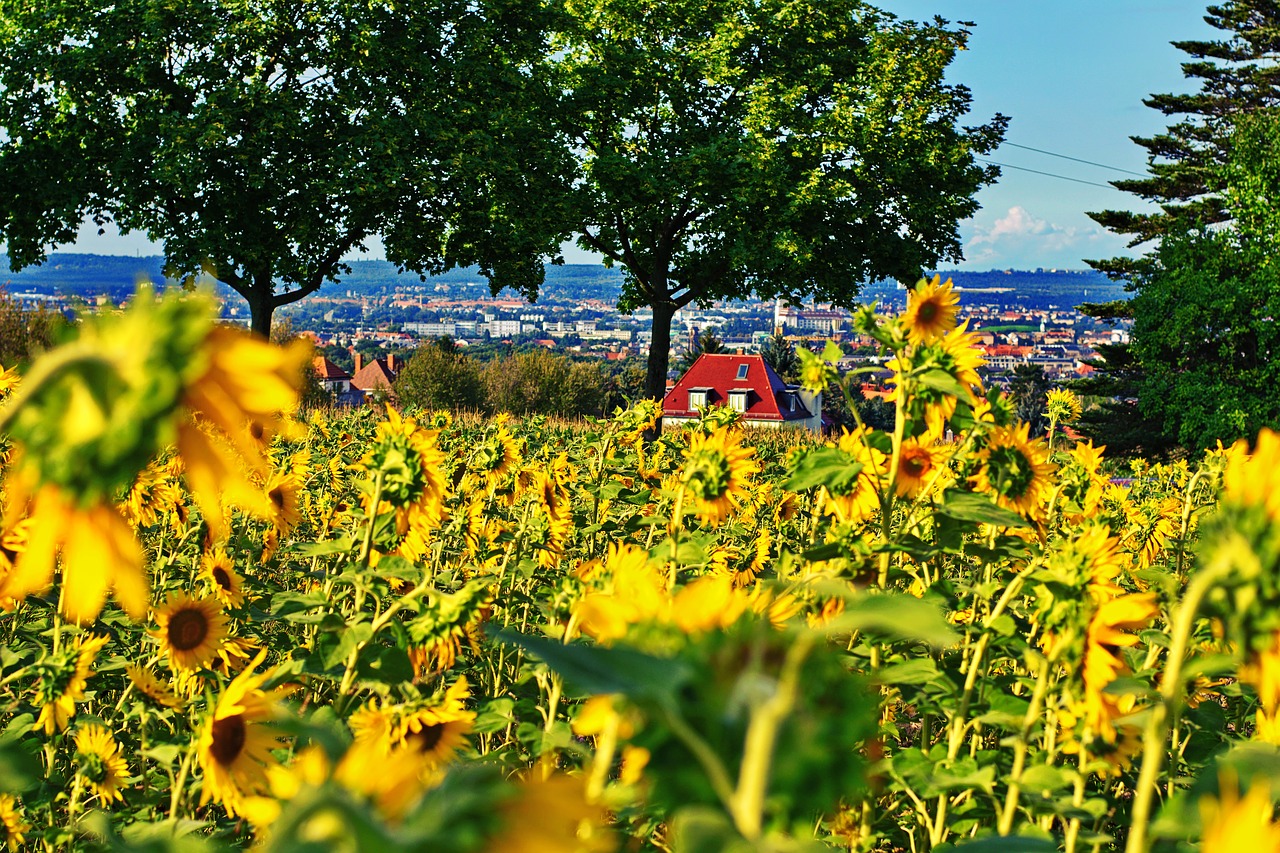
[646,298,676,402]
[246,277,274,339]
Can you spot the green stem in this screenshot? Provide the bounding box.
[997,659,1052,835]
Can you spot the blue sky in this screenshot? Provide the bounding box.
[60,2,1216,272]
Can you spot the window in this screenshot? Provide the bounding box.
[729,389,749,413]
[689,389,708,410]
[736,363,749,380]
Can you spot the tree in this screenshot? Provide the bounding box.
[677,329,725,375]
[482,350,605,418]
[1088,0,1280,271]
[761,330,800,384]
[1006,364,1051,436]
[0,0,570,337]
[553,0,1006,405]
[1082,2,1280,451]
[394,344,486,413]
[0,291,64,367]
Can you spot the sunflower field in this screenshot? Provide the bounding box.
[0,280,1278,853]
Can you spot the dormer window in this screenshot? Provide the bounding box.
[728,389,749,412]
[736,363,749,380]
[689,388,709,410]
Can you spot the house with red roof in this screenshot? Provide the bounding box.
[351,352,401,402]
[312,356,364,407]
[663,354,822,432]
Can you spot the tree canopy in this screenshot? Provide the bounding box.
[0,0,571,336]
[1080,1,1280,453]
[553,0,1006,401]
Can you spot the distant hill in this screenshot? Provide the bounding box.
[1,254,1127,311]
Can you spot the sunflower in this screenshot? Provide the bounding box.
[119,457,185,530]
[533,471,572,569]
[0,794,27,852]
[198,651,286,816]
[74,724,129,803]
[0,363,18,398]
[34,634,107,735]
[1046,387,1083,424]
[264,471,302,535]
[472,423,522,490]
[394,679,475,766]
[1199,771,1280,851]
[574,543,667,643]
[972,422,1055,520]
[888,322,985,436]
[152,593,228,672]
[822,429,888,525]
[359,407,448,534]
[178,325,310,537]
[894,438,939,498]
[902,275,960,346]
[125,663,182,709]
[1083,592,1159,741]
[200,549,245,609]
[680,428,760,526]
[485,773,613,853]
[0,483,147,624]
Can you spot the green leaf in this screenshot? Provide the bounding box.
[268,591,329,623]
[291,536,355,558]
[786,446,862,493]
[492,629,691,706]
[817,588,958,648]
[1016,764,1075,795]
[937,489,1031,529]
[0,737,40,792]
[878,658,941,686]
[918,368,970,398]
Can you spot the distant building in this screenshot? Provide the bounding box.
[663,353,822,432]
[773,301,849,335]
[351,352,401,402]
[312,356,364,407]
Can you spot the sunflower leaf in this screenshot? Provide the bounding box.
[937,489,1031,529]
[786,446,862,492]
[492,628,691,707]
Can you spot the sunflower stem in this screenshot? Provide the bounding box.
[168,739,197,820]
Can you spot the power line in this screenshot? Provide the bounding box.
[1002,142,1149,177]
[976,158,1120,189]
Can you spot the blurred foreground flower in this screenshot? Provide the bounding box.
[0,289,308,622]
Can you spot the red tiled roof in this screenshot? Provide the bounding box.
[663,354,811,421]
[312,356,350,381]
[351,358,397,392]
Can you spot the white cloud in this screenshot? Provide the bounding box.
[961,206,1114,268]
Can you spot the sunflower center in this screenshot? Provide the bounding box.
[250,421,266,441]
[209,714,248,765]
[269,486,286,512]
[901,452,931,479]
[409,722,447,753]
[212,567,232,590]
[167,608,210,652]
[917,300,939,324]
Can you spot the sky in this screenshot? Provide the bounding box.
[53,1,1217,272]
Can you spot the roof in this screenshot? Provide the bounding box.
[663,353,811,422]
[312,356,351,381]
[351,357,397,392]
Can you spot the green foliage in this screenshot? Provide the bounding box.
[481,350,605,417]
[0,291,65,367]
[393,345,486,413]
[1006,364,1050,436]
[555,0,1006,398]
[0,0,571,336]
[760,330,800,384]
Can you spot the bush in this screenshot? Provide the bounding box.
[0,289,64,366]
[394,340,486,412]
[482,349,605,417]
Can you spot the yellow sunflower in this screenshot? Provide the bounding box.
[198,651,286,816]
[1199,771,1280,851]
[34,633,107,735]
[200,549,245,609]
[1046,387,1083,424]
[533,471,573,569]
[0,483,147,624]
[264,471,302,535]
[394,678,476,766]
[823,429,888,525]
[894,438,939,498]
[152,593,228,672]
[902,275,960,346]
[359,407,448,534]
[1083,592,1159,742]
[74,724,129,803]
[485,773,613,853]
[0,363,18,398]
[125,663,182,709]
[679,428,760,526]
[472,423,522,490]
[0,794,28,852]
[574,543,667,643]
[971,422,1055,520]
